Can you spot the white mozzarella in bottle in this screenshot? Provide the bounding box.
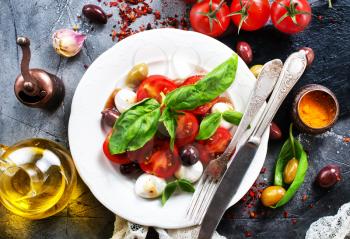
[175,161,203,183]
[211,102,235,129]
[135,174,167,199]
[114,88,136,113]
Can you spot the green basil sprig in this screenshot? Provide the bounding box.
[161,179,195,206]
[159,108,179,150]
[109,98,161,154]
[271,124,308,208]
[196,110,243,140]
[164,55,238,111]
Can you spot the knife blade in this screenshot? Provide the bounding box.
[197,51,308,239]
[197,141,258,239]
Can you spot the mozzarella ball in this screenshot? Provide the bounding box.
[114,88,136,113]
[135,174,166,199]
[175,161,203,183]
[211,102,235,129]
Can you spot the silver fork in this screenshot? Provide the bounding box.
[186,59,284,225]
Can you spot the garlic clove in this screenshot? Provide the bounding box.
[52,29,86,57]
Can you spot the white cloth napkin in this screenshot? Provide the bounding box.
[111,215,226,239]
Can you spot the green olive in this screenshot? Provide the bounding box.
[126,63,149,87]
[261,186,286,207]
[283,157,299,184]
[250,64,263,78]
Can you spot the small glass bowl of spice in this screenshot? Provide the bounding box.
[292,84,339,134]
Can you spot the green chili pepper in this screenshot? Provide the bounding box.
[271,124,308,208]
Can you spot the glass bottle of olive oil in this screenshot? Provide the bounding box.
[0,139,76,219]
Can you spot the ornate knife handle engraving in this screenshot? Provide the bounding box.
[206,59,283,180]
[252,51,308,140]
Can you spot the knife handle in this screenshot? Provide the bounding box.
[251,51,308,141]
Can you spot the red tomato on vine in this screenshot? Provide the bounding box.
[271,0,312,34]
[190,0,231,37]
[229,0,271,32]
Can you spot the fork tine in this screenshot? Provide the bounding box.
[191,178,212,222]
[186,174,207,218]
[195,180,217,224]
[189,177,211,221]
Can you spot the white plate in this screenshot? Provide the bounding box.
[68,29,269,229]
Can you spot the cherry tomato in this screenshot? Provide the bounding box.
[199,127,232,154]
[193,143,213,165]
[180,75,204,86]
[127,139,154,163]
[271,0,311,34]
[103,132,131,164]
[175,112,199,148]
[230,0,270,32]
[136,75,177,103]
[139,142,180,178]
[190,0,230,38]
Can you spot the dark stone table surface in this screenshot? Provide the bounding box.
[0,0,349,238]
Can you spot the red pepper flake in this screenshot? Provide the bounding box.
[249,211,257,219]
[302,194,308,202]
[317,15,324,21]
[249,190,255,198]
[154,10,161,20]
[283,211,288,218]
[343,137,350,143]
[291,218,297,225]
[260,167,266,174]
[109,1,118,7]
[244,231,252,237]
[111,29,117,41]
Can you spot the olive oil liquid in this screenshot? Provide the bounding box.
[0,139,76,219]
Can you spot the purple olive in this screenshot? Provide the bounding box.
[120,162,140,175]
[236,41,253,65]
[101,108,119,127]
[180,145,199,166]
[82,4,108,24]
[299,47,314,67]
[315,164,341,188]
[270,122,282,140]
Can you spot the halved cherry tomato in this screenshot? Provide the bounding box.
[180,75,204,86]
[103,132,131,164]
[127,139,154,163]
[139,142,180,178]
[175,112,199,148]
[193,142,213,165]
[199,127,232,154]
[136,75,177,103]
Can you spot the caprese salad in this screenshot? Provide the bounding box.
[101,55,243,204]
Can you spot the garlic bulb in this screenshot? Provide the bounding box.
[52,29,86,57]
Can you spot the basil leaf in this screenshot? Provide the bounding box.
[196,112,222,140]
[159,108,177,150]
[109,98,161,154]
[161,181,177,206]
[272,124,308,208]
[222,110,243,125]
[177,179,195,193]
[164,55,238,110]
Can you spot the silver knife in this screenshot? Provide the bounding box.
[198,51,308,239]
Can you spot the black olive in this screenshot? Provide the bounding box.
[180,145,199,166]
[315,164,341,188]
[120,163,140,175]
